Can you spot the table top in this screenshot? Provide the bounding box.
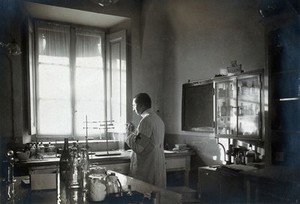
[16,150,194,167]
[0,170,182,204]
[199,164,300,185]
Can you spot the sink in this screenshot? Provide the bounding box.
[94,152,121,157]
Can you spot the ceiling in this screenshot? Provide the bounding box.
[23,1,130,28]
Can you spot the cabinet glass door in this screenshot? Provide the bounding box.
[215,79,237,136]
[237,75,261,137]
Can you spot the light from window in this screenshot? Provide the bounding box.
[34,21,126,139]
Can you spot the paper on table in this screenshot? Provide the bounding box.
[164,150,175,153]
[223,164,258,172]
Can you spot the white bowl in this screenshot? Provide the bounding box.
[16,151,30,161]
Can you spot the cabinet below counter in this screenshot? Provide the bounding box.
[198,164,300,203]
[243,166,300,203]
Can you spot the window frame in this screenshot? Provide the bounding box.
[29,19,127,141]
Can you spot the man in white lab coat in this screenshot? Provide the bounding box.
[126,93,166,188]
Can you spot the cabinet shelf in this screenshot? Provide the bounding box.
[217,114,259,119]
[278,97,300,101]
[215,135,262,141]
[214,70,264,140]
[239,95,260,100]
[270,68,299,75]
[238,114,260,118]
[270,129,300,134]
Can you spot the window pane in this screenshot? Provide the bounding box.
[75,69,103,100]
[74,30,105,137]
[38,100,72,135]
[37,22,70,58]
[74,101,105,137]
[38,64,71,99]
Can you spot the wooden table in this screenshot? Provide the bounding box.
[0,171,182,203]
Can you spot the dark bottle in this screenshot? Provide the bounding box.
[229,84,233,97]
[80,148,89,192]
[221,102,227,116]
[69,149,80,188]
[60,138,70,182]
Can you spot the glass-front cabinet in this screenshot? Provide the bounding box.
[214,70,263,140]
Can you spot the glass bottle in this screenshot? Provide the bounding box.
[239,103,244,116]
[251,80,255,94]
[221,102,227,116]
[81,148,89,192]
[229,84,233,97]
[69,148,80,188]
[37,142,45,154]
[60,138,70,183]
[245,145,257,164]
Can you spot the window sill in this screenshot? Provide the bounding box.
[38,139,120,145]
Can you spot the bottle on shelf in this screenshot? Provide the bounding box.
[251,80,256,94]
[241,81,247,95]
[249,104,254,115]
[238,83,242,95]
[239,103,244,116]
[255,104,260,115]
[221,102,227,116]
[245,145,257,164]
[229,84,233,97]
[238,122,243,134]
[219,88,224,97]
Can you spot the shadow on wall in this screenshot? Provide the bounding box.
[165,133,223,169]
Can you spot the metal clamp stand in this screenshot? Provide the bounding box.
[99,120,114,155]
[6,150,16,201]
[83,116,116,156]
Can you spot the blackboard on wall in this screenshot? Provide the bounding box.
[182,80,214,132]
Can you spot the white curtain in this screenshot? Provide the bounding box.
[37,22,72,136]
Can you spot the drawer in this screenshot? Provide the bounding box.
[31,173,56,190]
[29,165,57,190]
[166,158,186,170]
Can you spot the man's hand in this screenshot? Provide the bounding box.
[126,122,135,134]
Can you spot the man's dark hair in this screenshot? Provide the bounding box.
[134,93,152,108]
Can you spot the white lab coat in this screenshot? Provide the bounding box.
[126,109,166,188]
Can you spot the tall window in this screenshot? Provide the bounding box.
[33,21,126,139]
